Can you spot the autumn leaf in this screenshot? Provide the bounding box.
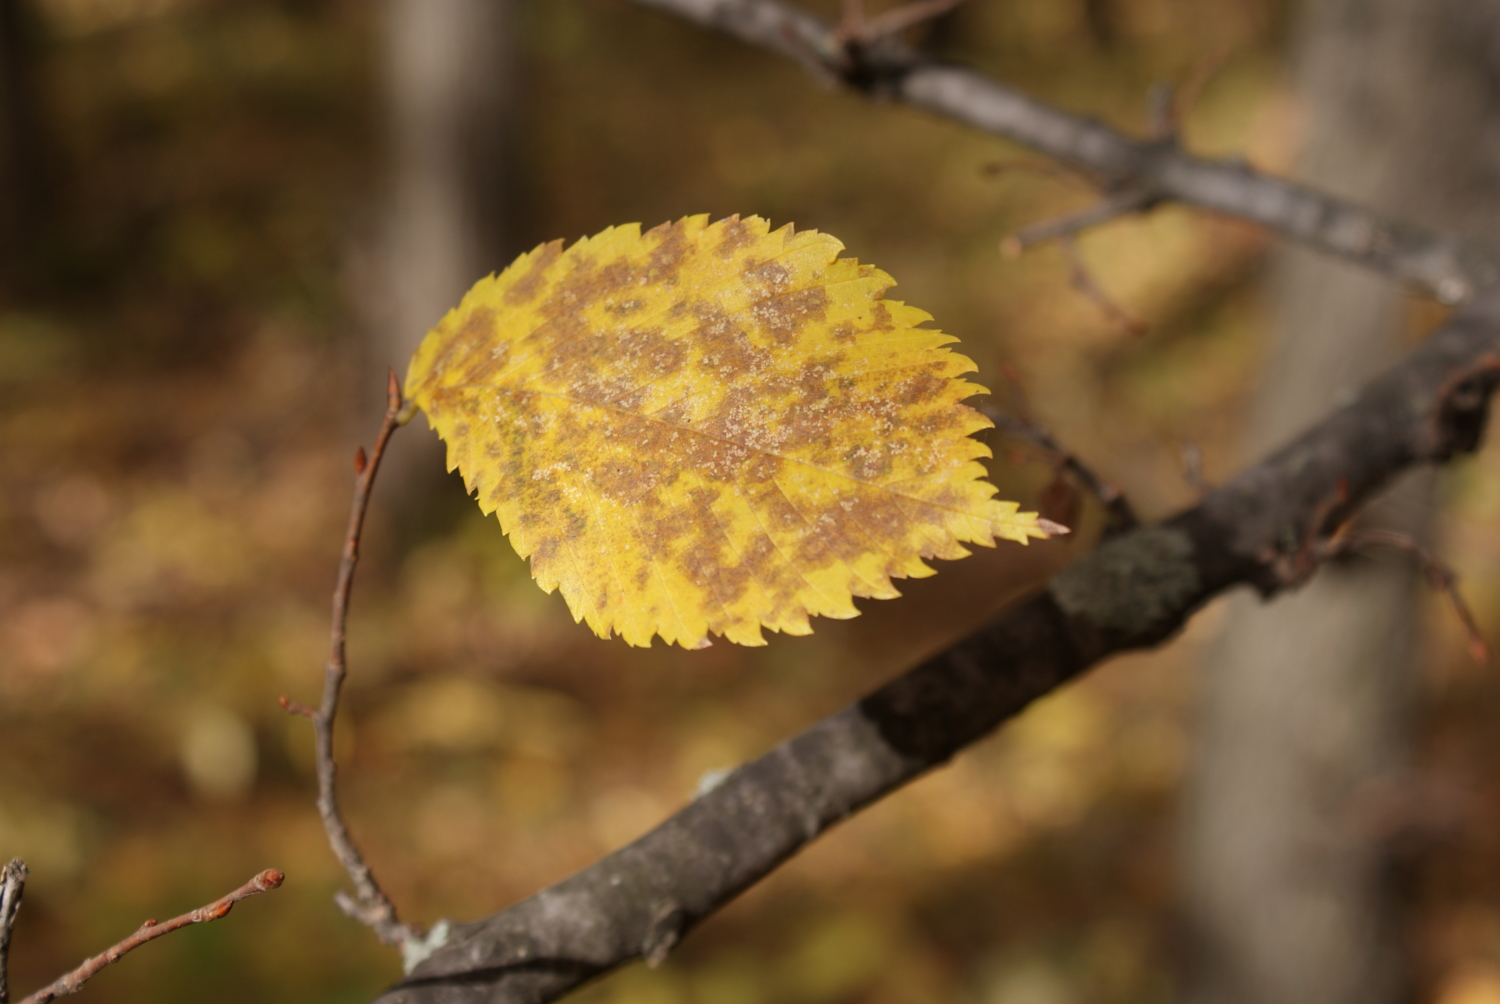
[404,214,1057,648]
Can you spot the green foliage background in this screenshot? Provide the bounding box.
[5,2,1500,1002]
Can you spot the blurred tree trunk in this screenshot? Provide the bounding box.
[1180,3,1500,1004]
[373,0,518,513]
[0,0,49,270]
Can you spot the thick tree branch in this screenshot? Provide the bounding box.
[371,286,1500,1003]
[627,0,1500,303]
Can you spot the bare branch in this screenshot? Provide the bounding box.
[1000,187,1153,255]
[980,156,1094,189]
[283,369,416,948]
[833,0,968,45]
[1169,48,1229,137]
[977,398,1138,537]
[0,860,27,1004]
[1144,81,1176,140]
[626,0,1498,302]
[1322,527,1490,666]
[1179,441,1212,497]
[16,870,282,1004]
[1058,235,1148,336]
[370,290,1500,1004]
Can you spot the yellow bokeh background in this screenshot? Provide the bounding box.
[5,1,1500,1002]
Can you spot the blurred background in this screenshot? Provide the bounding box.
[5,0,1500,1002]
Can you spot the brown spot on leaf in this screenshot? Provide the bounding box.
[715,217,756,259]
[592,458,661,506]
[693,302,772,376]
[454,309,512,384]
[645,219,695,285]
[744,454,782,484]
[506,240,563,306]
[688,435,753,482]
[744,260,792,294]
[896,368,945,404]
[752,286,829,345]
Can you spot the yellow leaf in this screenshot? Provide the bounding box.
[405,215,1055,648]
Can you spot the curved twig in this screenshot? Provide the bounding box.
[282,369,416,948]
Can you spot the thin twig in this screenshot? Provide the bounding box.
[1180,441,1212,497]
[282,369,414,948]
[16,870,282,1004]
[0,860,27,1004]
[1145,81,1176,139]
[978,396,1138,536]
[1001,187,1153,256]
[1323,528,1490,665]
[981,157,1097,190]
[1143,48,1227,141]
[1059,234,1148,336]
[1170,47,1229,135]
[835,0,968,44]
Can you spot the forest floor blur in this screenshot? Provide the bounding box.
[5,2,1500,1003]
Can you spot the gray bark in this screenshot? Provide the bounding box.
[627,0,1496,301]
[1179,3,1500,1003]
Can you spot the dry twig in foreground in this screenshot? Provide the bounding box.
[281,369,416,949]
[15,869,283,1004]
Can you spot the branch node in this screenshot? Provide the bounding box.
[400,920,452,976]
[1060,235,1148,336]
[278,695,316,719]
[642,905,689,967]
